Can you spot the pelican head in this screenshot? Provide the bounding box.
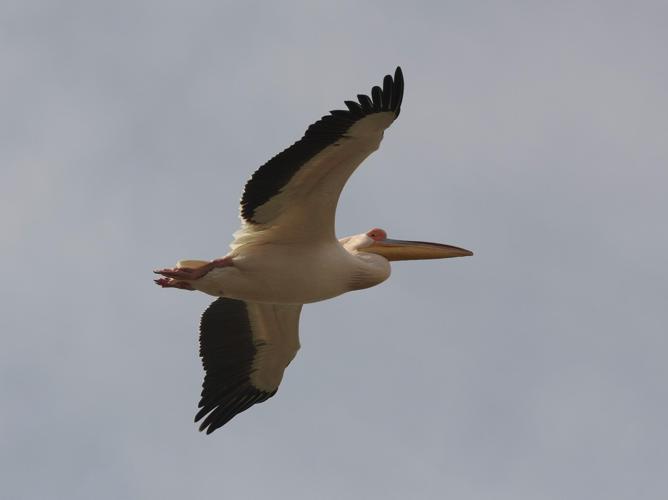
[347,227,473,261]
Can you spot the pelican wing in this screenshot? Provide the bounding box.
[236,67,404,246]
[195,297,302,434]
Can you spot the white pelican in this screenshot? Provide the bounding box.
[154,67,472,434]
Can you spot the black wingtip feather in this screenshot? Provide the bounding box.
[371,86,383,110]
[329,109,355,121]
[357,94,373,112]
[382,74,393,110]
[391,67,404,115]
[344,100,363,116]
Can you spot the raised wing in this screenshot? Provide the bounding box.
[235,67,404,247]
[195,297,302,434]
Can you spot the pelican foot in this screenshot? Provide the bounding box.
[154,256,233,281]
[154,267,207,280]
[154,278,195,290]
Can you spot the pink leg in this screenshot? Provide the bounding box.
[153,256,234,281]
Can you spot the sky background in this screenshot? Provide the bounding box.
[3,1,667,499]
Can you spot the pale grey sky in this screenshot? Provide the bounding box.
[2,1,667,499]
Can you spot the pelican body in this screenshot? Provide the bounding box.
[154,68,472,434]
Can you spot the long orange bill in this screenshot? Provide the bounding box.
[360,238,473,261]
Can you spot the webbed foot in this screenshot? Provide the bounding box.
[154,278,195,290]
[153,256,233,286]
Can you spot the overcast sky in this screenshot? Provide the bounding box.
[3,1,667,499]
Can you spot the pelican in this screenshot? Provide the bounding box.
[154,67,472,434]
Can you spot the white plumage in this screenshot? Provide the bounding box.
[154,67,472,433]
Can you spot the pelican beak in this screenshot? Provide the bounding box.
[360,238,473,261]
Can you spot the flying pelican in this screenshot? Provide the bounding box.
[154,67,472,434]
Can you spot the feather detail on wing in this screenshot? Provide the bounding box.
[233,67,404,250]
[196,297,302,434]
